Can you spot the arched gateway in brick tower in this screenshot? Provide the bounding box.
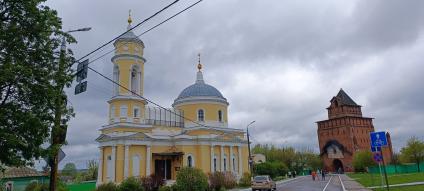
[316,89,393,172]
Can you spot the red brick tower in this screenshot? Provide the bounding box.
[317,89,392,172]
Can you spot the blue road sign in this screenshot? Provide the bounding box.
[370,131,387,147]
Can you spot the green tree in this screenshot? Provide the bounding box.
[400,137,424,172]
[352,150,376,172]
[61,162,77,177]
[85,159,99,180]
[391,152,401,173]
[0,0,75,172]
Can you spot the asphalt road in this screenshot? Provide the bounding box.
[277,175,343,191]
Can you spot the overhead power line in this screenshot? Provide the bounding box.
[75,0,180,63]
[86,0,204,67]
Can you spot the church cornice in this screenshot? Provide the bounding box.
[172,96,229,107]
[108,95,147,104]
[111,53,146,63]
[100,122,153,130]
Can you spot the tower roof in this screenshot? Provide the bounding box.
[333,89,359,106]
[173,58,228,106]
[114,11,144,47]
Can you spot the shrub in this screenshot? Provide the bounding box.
[96,182,118,191]
[175,167,208,191]
[238,172,251,187]
[208,172,225,191]
[158,185,172,191]
[119,177,143,191]
[141,174,164,191]
[223,172,237,189]
[25,182,39,191]
[24,182,50,191]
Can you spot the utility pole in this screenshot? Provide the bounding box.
[247,120,256,176]
[49,27,90,191]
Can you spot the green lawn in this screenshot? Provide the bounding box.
[372,185,424,191]
[347,172,424,187]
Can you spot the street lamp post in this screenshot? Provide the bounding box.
[247,120,256,176]
[50,27,91,191]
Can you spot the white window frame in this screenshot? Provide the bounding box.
[213,155,217,172]
[133,106,140,118]
[218,110,223,122]
[223,154,227,171]
[187,154,195,167]
[107,155,113,181]
[120,105,128,118]
[197,109,205,122]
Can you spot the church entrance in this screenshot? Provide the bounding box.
[155,159,172,180]
[152,149,184,180]
[333,159,344,173]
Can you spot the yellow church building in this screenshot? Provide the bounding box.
[95,15,249,185]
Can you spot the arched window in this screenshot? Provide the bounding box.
[218,110,223,122]
[213,156,217,172]
[187,155,193,167]
[113,65,119,95]
[132,155,140,177]
[130,65,140,95]
[107,155,113,181]
[223,155,227,171]
[198,109,204,122]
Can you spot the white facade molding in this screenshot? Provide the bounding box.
[97,147,103,185]
[220,145,224,171]
[111,146,116,182]
[100,122,153,130]
[230,146,234,172]
[108,95,147,103]
[210,144,214,172]
[146,145,151,176]
[98,139,247,148]
[238,145,243,175]
[124,145,129,179]
[172,96,229,107]
[185,120,228,128]
[111,54,146,63]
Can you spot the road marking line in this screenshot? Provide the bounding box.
[322,175,333,191]
[338,175,347,191]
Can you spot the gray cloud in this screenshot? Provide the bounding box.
[43,0,424,169]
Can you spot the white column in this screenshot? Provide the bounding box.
[230,146,234,173]
[238,145,243,175]
[124,145,129,179]
[220,145,224,171]
[111,145,116,182]
[146,145,151,176]
[210,144,214,172]
[97,147,103,185]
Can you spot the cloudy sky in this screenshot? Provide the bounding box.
[40,0,424,169]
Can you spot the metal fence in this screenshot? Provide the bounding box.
[144,107,184,127]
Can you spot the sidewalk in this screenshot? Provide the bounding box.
[339,174,371,191]
[367,181,424,189]
[229,176,302,191]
